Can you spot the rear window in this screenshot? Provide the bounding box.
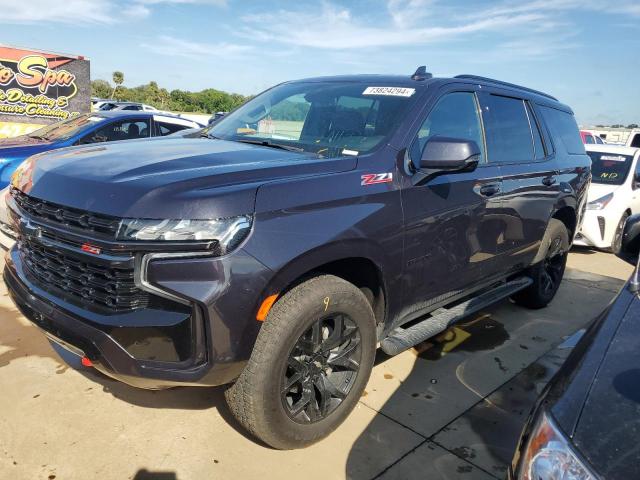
[539,106,585,155]
[587,151,633,185]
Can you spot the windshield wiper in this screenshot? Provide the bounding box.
[28,134,48,140]
[232,138,308,154]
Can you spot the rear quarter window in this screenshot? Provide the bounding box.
[539,106,585,155]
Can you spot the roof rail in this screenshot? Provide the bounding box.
[454,74,558,101]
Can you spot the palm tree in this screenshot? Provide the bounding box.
[111,71,124,99]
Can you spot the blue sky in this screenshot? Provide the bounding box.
[1,0,638,125]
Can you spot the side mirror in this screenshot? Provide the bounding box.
[419,136,481,172]
[616,214,640,265]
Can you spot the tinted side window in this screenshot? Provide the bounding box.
[525,102,546,160]
[410,92,485,163]
[631,134,640,148]
[81,119,150,143]
[484,95,533,163]
[595,136,604,144]
[539,106,585,155]
[585,135,595,144]
[157,122,189,136]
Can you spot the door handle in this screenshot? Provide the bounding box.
[479,183,501,197]
[542,176,557,186]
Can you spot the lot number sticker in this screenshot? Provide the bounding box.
[363,86,415,97]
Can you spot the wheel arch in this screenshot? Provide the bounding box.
[257,241,391,327]
[552,205,577,239]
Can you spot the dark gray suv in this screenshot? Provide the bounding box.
[3,67,591,449]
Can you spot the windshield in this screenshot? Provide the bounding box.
[210,81,418,158]
[588,151,634,185]
[28,114,103,141]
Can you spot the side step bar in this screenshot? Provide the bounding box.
[380,277,532,356]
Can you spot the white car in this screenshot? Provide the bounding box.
[627,129,640,148]
[99,102,158,112]
[574,144,640,250]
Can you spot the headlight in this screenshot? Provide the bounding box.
[518,411,596,480]
[587,192,613,210]
[116,215,252,254]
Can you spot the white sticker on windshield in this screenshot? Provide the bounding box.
[342,149,359,156]
[363,86,415,97]
[601,155,626,162]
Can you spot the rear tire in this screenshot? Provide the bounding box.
[225,274,376,449]
[512,219,569,309]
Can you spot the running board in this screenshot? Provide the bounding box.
[380,277,532,356]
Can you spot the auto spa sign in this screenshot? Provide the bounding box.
[0,45,90,138]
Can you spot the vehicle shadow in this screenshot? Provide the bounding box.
[77,369,264,445]
[133,469,178,480]
[0,286,263,446]
[345,309,573,479]
[0,296,72,373]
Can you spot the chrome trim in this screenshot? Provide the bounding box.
[42,330,85,358]
[135,251,214,305]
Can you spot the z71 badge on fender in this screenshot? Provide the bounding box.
[361,173,393,186]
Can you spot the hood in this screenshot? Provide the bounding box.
[587,182,620,202]
[552,285,640,478]
[18,138,356,219]
[0,135,56,159]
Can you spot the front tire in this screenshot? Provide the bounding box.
[512,219,569,309]
[225,275,376,449]
[610,211,630,254]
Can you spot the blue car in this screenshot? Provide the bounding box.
[0,111,203,188]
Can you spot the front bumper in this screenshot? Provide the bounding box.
[4,243,272,389]
[575,210,611,249]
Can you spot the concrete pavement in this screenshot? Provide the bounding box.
[0,250,631,480]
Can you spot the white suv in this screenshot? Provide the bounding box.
[575,144,640,250]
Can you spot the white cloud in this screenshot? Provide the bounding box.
[0,0,115,24]
[123,4,151,19]
[0,0,226,25]
[387,0,434,28]
[136,0,227,4]
[240,3,546,50]
[141,35,251,58]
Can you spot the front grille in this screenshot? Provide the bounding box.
[21,239,149,312]
[11,188,121,237]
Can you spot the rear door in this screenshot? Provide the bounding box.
[478,90,559,271]
[399,86,505,315]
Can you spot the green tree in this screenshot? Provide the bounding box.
[91,79,111,99]
[111,71,124,99]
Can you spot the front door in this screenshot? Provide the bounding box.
[399,89,504,322]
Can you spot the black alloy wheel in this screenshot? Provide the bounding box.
[282,314,361,424]
[541,236,567,295]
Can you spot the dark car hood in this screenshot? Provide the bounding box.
[549,284,639,479]
[19,138,355,219]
